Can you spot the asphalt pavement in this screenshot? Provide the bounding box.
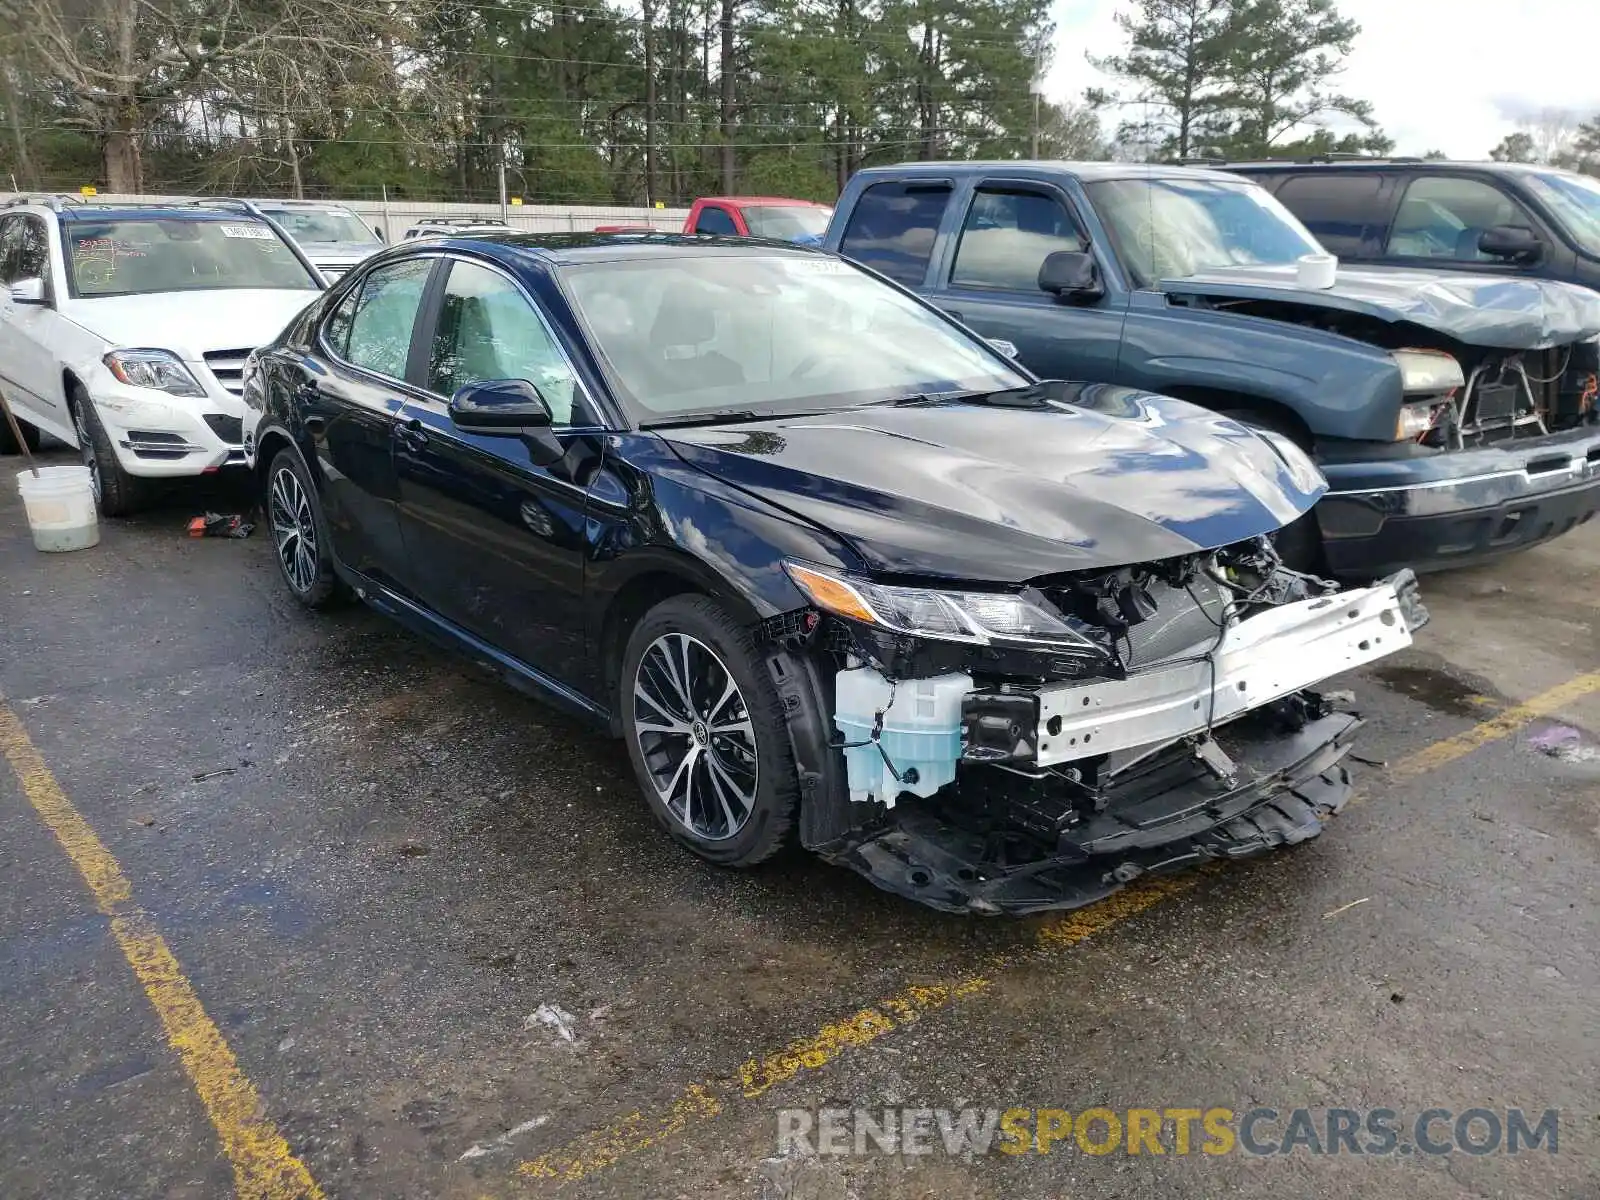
[1,448,1596,1200]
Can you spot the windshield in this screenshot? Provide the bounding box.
[64,219,318,297]
[259,207,376,246]
[1086,177,1323,286]
[562,253,1027,423]
[1523,171,1600,258]
[742,205,832,241]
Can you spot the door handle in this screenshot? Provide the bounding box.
[394,417,428,452]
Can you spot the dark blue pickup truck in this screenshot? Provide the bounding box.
[821,161,1600,577]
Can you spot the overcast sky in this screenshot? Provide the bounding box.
[1045,0,1600,158]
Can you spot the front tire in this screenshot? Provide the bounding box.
[265,447,344,609]
[619,595,799,867]
[70,386,147,517]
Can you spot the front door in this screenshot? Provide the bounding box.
[0,214,71,432]
[392,256,598,687]
[925,179,1127,384]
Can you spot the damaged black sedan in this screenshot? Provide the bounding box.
[242,234,1427,915]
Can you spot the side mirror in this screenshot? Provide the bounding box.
[9,277,47,305]
[448,378,566,467]
[1038,251,1103,303]
[372,225,385,242]
[1478,225,1543,264]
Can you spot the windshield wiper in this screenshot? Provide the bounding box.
[639,409,766,430]
[887,384,1043,408]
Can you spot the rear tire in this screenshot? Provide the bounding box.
[1220,407,1326,574]
[619,595,799,868]
[70,386,147,517]
[265,447,345,609]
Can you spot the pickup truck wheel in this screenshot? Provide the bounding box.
[620,595,799,868]
[0,414,41,455]
[1220,408,1326,574]
[70,386,148,517]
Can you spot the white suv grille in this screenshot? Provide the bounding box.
[203,348,252,396]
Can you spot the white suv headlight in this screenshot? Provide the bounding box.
[103,349,206,398]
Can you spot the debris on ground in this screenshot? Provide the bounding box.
[1322,897,1371,920]
[525,1002,579,1043]
[187,512,254,539]
[457,1114,550,1161]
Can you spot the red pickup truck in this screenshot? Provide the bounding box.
[682,196,832,244]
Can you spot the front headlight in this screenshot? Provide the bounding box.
[103,349,206,398]
[784,561,1107,657]
[1391,349,1464,395]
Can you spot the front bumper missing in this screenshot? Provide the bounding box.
[824,711,1361,916]
[1034,575,1416,767]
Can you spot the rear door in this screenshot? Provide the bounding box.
[391,255,601,687]
[922,177,1126,384]
[304,255,436,585]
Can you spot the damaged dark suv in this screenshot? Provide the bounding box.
[243,234,1427,914]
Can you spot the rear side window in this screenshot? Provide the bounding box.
[838,182,952,286]
[1273,174,1387,256]
[1386,176,1524,261]
[342,257,433,380]
[0,216,22,283]
[694,206,739,235]
[951,187,1084,291]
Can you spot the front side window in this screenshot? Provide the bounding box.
[1086,177,1323,287]
[343,257,433,379]
[428,260,584,425]
[693,207,739,236]
[1523,171,1600,258]
[62,218,318,297]
[951,188,1084,291]
[742,205,831,241]
[1385,176,1522,260]
[837,182,952,286]
[563,253,1026,423]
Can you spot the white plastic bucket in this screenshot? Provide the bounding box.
[16,465,99,552]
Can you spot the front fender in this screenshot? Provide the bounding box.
[1121,300,1404,442]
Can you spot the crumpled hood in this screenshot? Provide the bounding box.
[662,384,1326,581]
[67,289,318,360]
[1162,263,1600,350]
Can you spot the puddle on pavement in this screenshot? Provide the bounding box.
[1371,662,1496,718]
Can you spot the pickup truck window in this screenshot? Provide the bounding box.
[951,188,1084,291]
[1386,176,1522,260]
[1086,177,1321,287]
[1271,173,1386,256]
[837,182,952,286]
[694,206,739,236]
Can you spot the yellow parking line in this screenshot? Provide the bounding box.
[0,703,324,1200]
[1388,671,1600,779]
[512,670,1600,1190]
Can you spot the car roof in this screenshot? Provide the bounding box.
[850,159,1250,185]
[700,196,831,207]
[57,205,273,223]
[421,231,826,266]
[1227,159,1564,176]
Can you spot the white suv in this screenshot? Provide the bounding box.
[0,198,323,514]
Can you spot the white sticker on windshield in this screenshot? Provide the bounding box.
[787,258,853,274]
[219,223,274,240]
